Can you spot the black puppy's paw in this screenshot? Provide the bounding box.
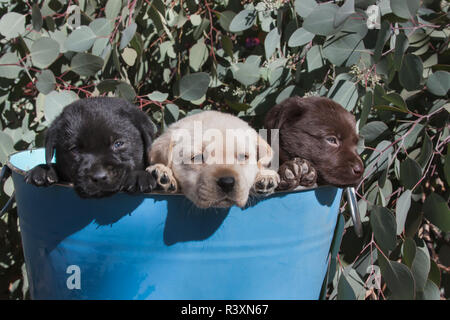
[123,170,157,193]
[146,164,178,193]
[278,158,317,190]
[25,164,59,186]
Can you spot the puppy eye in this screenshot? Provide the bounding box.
[237,153,249,162]
[325,136,339,146]
[191,154,203,163]
[113,140,125,150]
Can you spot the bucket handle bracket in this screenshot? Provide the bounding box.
[345,187,363,238]
[0,165,15,218]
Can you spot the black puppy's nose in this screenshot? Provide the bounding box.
[217,176,235,193]
[90,168,109,183]
[352,162,363,176]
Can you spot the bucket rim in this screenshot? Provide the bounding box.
[6,149,336,196]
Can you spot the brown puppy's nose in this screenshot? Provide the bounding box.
[352,162,363,176]
[217,176,235,193]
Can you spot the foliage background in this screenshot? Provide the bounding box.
[0,0,449,300]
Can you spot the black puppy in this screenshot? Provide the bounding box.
[25,97,157,198]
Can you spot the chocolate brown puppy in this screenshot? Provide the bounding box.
[265,96,363,188]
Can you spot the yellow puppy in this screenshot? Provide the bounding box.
[147,111,279,208]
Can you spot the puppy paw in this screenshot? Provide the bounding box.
[252,169,280,195]
[146,164,178,193]
[123,170,157,193]
[25,164,59,186]
[278,158,317,190]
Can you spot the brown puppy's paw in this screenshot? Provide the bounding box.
[25,164,59,186]
[146,164,178,193]
[252,169,280,196]
[278,158,317,190]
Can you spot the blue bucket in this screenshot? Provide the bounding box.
[5,149,344,300]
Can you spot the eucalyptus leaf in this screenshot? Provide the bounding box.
[44,90,79,123]
[71,53,104,77]
[31,37,60,69]
[178,72,210,101]
[0,12,26,39]
[36,70,56,94]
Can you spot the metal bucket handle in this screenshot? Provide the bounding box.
[0,165,15,218]
[345,187,363,238]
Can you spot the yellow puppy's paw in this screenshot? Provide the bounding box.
[252,169,280,196]
[146,164,178,193]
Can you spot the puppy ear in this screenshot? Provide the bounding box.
[133,114,156,166]
[44,125,57,165]
[264,96,304,130]
[256,134,273,168]
[149,131,174,167]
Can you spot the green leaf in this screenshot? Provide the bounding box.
[390,0,420,19]
[393,33,408,70]
[426,71,450,96]
[378,252,415,300]
[218,11,236,32]
[164,103,179,125]
[120,22,137,50]
[423,192,450,232]
[444,145,450,185]
[65,26,97,52]
[323,33,364,67]
[428,260,441,287]
[371,206,397,253]
[232,62,260,86]
[411,242,431,293]
[303,3,341,36]
[384,92,407,111]
[148,91,168,102]
[264,28,280,59]
[0,52,22,79]
[89,18,113,37]
[189,40,208,72]
[294,0,318,18]
[0,12,26,39]
[334,0,355,27]
[288,28,315,47]
[359,91,372,129]
[373,21,390,63]
[32,3,43,31]
[360,121,389,143]
[306,45,324,72]
[71,53,104,77]
[327,80,358,111]
[0,132,14,164]
[229,10,256,33]
[400,157,422,189]
[178,72,210,101]
[399,54,423,91]
[402,237,416,268]
[396,190,411,235]
[31,37,60,69]
[116,82,136,101]
[417,133,433,168]
[36,70,56,94]
[105,0,122,20]
[44,90,79,123]
[337,274,356,300]
[417,280,441,300]
[225,100,251,112]
[221,35,234,59]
